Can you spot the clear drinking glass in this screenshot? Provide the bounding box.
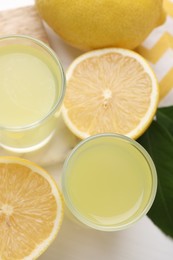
[0,35,65,152]
[62,133,157,231]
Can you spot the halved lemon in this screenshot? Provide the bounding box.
[62,48,159,139]
[0,156,63,259]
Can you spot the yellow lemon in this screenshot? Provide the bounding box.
[62,48,159,139]
[0,156,63,259]
[36,0,165,50]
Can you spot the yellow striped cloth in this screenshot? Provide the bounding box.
[137,0,173,106]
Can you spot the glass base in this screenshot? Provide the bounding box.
[0,131,55,153]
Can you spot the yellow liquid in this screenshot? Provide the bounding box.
[0,44,63,151]
[64,135,154,229]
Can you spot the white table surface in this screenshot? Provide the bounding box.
[0,1,173,259]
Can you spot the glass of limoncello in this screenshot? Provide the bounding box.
[62,133,157,231]
[0,35,65,152]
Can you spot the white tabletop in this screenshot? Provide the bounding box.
[0,1,173,259]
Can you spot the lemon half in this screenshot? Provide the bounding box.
[62,48,159,139]
[0,157,63,259]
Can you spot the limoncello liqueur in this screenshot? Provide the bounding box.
[0,37,64,152]
[62,134,157,230]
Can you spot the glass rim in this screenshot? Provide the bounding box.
[62,133,158,231]
[0,34,66,131]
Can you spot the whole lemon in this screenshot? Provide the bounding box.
[36,0,165,50]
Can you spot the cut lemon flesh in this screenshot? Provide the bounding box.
[62,48,159,139]
[0,157,63,260]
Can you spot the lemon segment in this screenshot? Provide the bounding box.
[62,48,159,139]
[0,156,63,260]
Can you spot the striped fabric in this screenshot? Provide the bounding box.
[136,0,173,106]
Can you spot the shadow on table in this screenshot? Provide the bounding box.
[40,214,135,260]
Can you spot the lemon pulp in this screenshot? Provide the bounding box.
[0,157,63,259]
[63,48,159,140]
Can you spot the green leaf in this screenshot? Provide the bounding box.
[138,120,173,238]
[157,106,173,135]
